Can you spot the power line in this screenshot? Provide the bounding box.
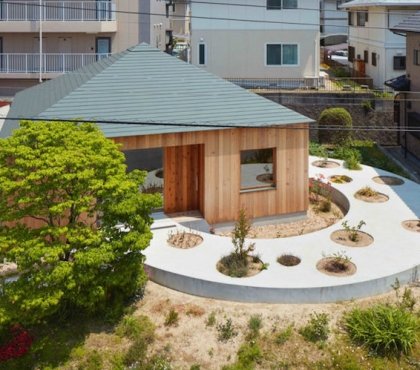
[4,116,420,133]
[0,1,414,31]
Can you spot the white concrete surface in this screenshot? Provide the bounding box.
[0,105,10,132]
[144,156,420,303]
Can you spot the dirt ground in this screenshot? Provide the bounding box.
[130,281,420,369]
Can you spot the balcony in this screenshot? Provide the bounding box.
[0,53,111,78]
[0,1,117,33]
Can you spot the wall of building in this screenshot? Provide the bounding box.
[190,0,320,79]
[191,29,319,78]
[348,6,415,88]
[113,126,309,225]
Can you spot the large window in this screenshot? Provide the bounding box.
[414,50,420,66]
[240,148,276,191]
[364,50,369,64]
[393,56,406,70]
[356,11,368,26]
[267,0,297,10]
[266,44,298,66]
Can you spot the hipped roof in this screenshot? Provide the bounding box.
[391,11,420,33]
[1,44,313,139]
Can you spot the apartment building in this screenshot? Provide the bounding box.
[0,0,170,95]
[183,0,320,81]
[341,0,420,88]
[390,11,420,159]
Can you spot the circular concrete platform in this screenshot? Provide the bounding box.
[144,157,420,303]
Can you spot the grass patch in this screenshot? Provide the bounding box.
[299,313,330,343]
[345,304,418,357]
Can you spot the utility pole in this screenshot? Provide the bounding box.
[39,0,43,82]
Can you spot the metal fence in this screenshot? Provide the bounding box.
[0,53,110,73]
[0,1,116,21]
[225,77,393,93]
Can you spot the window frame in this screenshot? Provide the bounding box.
[414,49,420,66]
[371,52,377,66]
[266,0,297,10]
[240,148,277,192]
[198,42,206,66]
[265,43,299,67]
[393,55,406,71]
[364,50,369,64]
[356,11,368,27]
[348,46,355,62]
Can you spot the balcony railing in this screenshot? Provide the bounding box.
[0,1,116,21]
[0,53,111,73]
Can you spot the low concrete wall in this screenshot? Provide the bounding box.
[259,92,397,145]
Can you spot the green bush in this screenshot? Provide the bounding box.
[299,313,330,343]
[343,149,362,170]
[345,304,418,357]
[206,311,216,327]
[248,314,263,337]
[318,107,353,145]
[218,253,249,278]
[237,342,262,367]
[217,318,238,342]
[309,142,328,158]
[116,315,155,342]
[164,309,179,327]
[275,325,293,345]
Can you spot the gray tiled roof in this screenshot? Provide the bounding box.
[1,44,313,139]
[341,0,420,8]
[391,11,420,33]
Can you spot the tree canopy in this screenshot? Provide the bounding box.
[0,121,161,325]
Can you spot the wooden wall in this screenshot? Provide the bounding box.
[114,125,309,225]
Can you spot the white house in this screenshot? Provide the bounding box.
[184,0,320,81]
[321,0,349,45]
[341,0,420,88]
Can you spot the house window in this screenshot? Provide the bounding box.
[348,12,353,26]
[372,52,377,66]
[357,11,368,26]
[364,50,369,64]
[267,0,297,10]
[393,56,406,70]
[348,46,355,62]
[266,44,298,66]
[414,50,420,66]
[198,43,206,65]
[240,148,276,191]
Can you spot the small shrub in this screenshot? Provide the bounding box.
[362,100,373,114]
[392,279,416,312]
[342,220,366,242]
[116,315,155,342]
[190,365,201,370]
[276,325,293,345]
[78,350,103,370]
[343,149,362,170]
[356,186,378,197]
[217,319,238,342]
[318,107,353,145]
[309,142,329,160]
[164,309,179,327]
[186,305,205,317]
[206,311,216,327]
[299,313,330,343]
[345,304,418,357]
[248,314,263,337]
[318,199,332,212]
[237,342,262,367]
[231,209,255,259]
[218,253,249,277]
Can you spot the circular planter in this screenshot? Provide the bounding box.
[402,220,420,233]
[217,255,264,278]
[330,229,374,247]
[256,173,274,184]
[354,189,389,203]
[277,254,301,267]
[168,232,203,249]
[372,176,404,186]
[316,257,357,277]
[329,175,352,184]
[311,160,340,169]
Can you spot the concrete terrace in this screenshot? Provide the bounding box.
[144,156,420,303]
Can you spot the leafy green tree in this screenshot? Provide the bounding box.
[318,107,353,145]
[0,121,161,325]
